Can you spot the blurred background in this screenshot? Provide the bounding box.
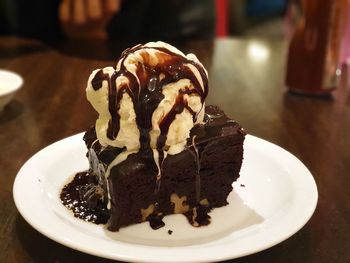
[0,0,289,41]
[0,0,349,114]
[0,0,348,78]
[0,0,348,70]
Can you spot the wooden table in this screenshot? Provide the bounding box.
[1,37,349,263]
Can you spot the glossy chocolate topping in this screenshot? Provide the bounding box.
[90,44,208,154]
[60,172,109,224]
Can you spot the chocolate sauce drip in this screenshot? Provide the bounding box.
[83,126,98,149]
[157,94,186,151]
[147,214,165,230]
[91,70,108,90]
[107,73,120,139]
[195,206,212,226]
[187,135,212,227]
[185,205,212,227]
[91,70,121,140]
[191,136,201,203]
[83,126,124,166]
[60,172,109,224]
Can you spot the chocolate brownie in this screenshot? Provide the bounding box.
[69,105,245,231]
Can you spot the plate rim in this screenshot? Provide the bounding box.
[13,133,318,263]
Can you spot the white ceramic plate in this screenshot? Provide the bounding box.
[13,134,318,263]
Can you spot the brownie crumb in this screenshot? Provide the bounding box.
[240,184,245,187]
[168,230,173,235]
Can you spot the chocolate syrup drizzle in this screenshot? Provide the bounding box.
[90,44,209,229]
[191,136,201,202]
[91,44,208,152]
[186,135,212,226]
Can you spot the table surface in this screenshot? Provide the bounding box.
[0,36,349,263]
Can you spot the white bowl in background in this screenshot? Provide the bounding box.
[0,69,23,111]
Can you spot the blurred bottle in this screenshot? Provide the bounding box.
[285,0,349,95]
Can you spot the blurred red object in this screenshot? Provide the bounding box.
[285,0,349,95]
[216,0,228,37]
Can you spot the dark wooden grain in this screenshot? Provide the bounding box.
[0,36,349,263]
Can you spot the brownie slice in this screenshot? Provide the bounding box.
[83,105,245,231]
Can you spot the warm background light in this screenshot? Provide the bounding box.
[247,42,270,62]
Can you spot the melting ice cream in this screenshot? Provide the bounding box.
[86,41,208,162]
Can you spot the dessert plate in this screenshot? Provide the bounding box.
[13,134,318,263]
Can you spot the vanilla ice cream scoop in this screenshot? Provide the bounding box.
[86,41,208,156]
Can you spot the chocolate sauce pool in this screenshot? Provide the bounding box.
[60,172,109,224]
